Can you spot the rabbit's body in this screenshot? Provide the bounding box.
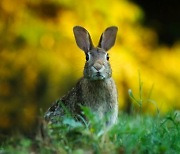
[45,26,118,127]
[45,78,118,125]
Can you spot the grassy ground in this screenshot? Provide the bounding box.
[0,109,179,154]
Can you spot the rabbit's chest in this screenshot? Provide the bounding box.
[84,96,110,119]
[82,85,115,114]
[83,91,117,122]
[80,78,118,121]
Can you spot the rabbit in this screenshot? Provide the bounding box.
[44,26,118,127]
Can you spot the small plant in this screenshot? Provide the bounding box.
[128,72,143,109]
[128,72,159,114]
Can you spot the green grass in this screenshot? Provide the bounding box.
[0,110,179,154]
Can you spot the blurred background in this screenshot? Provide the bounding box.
[0,0,179,133]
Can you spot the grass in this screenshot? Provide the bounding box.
[0,110,179,154]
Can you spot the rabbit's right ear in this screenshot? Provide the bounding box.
[98,26,118,51]
[73,26,93,53]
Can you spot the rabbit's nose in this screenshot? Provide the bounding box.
[94,63,102,71]
[93,63,105,72]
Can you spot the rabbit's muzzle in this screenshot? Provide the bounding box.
[91,64,105,80]
[88,60,110,80]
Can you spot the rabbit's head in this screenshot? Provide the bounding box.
[73,26,118,80]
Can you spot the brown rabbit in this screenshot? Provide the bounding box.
[45,26,118,127]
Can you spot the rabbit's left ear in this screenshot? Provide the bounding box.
[73,26,94,53]
[98,26,118,51]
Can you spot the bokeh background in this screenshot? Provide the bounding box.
[0,0,179,132]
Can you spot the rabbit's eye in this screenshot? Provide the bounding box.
[86,54,89,61]
[106,54,109,61]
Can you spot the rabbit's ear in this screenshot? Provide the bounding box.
[73,26,93,53]
[98,26,118,51]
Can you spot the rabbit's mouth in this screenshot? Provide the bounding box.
[93,72,106,80]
